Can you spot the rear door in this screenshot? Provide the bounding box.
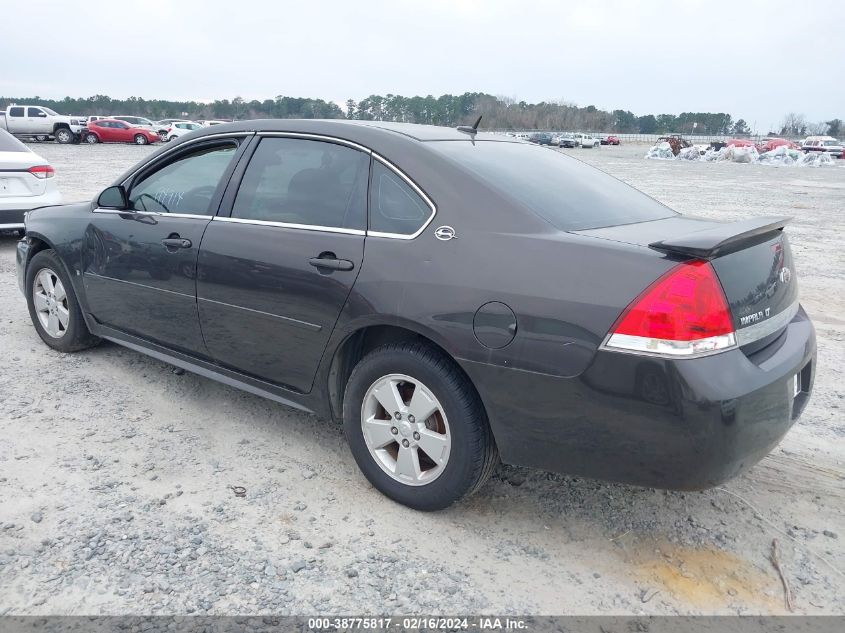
[196,134,369,392]
[82,135,250,356]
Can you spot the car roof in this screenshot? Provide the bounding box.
[180,118,515,144]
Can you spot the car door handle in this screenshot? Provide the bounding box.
[308,255,354,272]
[161,237,192,249]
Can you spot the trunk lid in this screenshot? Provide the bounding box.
[0,150,47,198]
[576,216,799,351]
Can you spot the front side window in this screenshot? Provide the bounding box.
[28,107,45,117]
[232,137,369,230]
[369,161,432,236]
[128,143,237,214]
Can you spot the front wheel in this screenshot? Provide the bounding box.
[25,249,101,352]
[343,342,498,511]
[85,133,99,144]
[54,128,73,144]
[134,134,148,145]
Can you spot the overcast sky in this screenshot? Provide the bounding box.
[2,0,843,132]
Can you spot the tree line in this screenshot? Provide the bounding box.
[1,93,839,137]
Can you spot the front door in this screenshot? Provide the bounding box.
[26,107,51,134]
[196,135,370,392]
[82,138,245,357]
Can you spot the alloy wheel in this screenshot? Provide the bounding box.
[32,268,69,338]
[361,373,451,486]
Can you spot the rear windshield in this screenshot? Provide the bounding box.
[430,141,676,231]
[0,129,29,152]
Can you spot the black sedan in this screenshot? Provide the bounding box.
[16,120,816,511]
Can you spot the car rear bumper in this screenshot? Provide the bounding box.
[461,305,816,490]
[0,189,63,227]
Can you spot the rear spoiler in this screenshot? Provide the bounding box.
[648,216,791,259]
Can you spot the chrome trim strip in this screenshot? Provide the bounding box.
[257,131,372,154]
[735,299,800,346]
[370,152,437,240]
[83,272,194,299]
[0,222,25,229]
[602,332,737,358]
[212,216,365,236]
[92,208,212,220]
[119,132,254,185]
[197,297,321,332]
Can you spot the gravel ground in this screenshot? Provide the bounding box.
[0,141,843,616]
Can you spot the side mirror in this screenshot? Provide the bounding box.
[97,185,129,210]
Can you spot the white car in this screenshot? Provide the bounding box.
[166,121,204,141]
[0,129,62,234]
[197,119,228,127]
[111,115,156,130]
[574,133,600,148]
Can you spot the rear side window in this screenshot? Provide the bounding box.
[369,161,433,236]
[9,107,24,117]
[232,137,369,231]
[128,143,237,214]
[0,129,29,152]
[431,141,676,231]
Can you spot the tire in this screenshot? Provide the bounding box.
[85,133,99,144]
[343,342,497,511]
[54,128,73,144]
[134,134,148,145]
[35,135,48,142]
[25,249,101,353]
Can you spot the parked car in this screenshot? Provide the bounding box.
[574,133,600,148]
[16,120,816,511]
[111,115,156,130]
[605,135,621,145]
[84,119,160,145]
[595,134,609,145]
[86,115,108,125]
[725,138,756,148]
[165,121,204,141]
[527,132,554,145]
[0,105,86,143]
[0,128,62,234]
[557,133,578,148]
[197,120,229,127]
[801,136,843,158]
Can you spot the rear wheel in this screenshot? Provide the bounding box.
[343,342,497,511]
[54,128,73,144]
[134,134,148,145]
[25,250,100,353]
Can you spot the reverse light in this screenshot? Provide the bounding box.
[604,260,737,357]
[28,165,55,179]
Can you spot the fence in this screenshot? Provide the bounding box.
[490,130,784,144]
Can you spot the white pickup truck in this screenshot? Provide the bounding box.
[0,105,86,143]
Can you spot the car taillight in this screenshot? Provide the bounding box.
[604,260,736,356]
[29,165,55,179]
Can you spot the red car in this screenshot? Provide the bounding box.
[606,135,621,145]
[84,119,159,145]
